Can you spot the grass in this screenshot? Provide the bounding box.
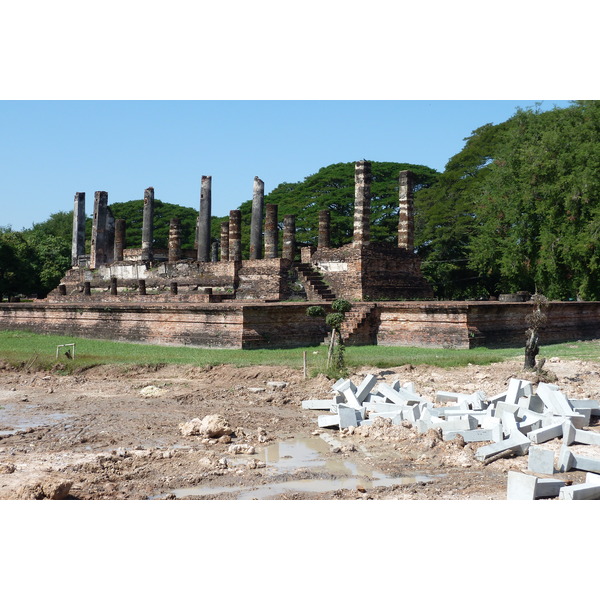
[0,330,598,374]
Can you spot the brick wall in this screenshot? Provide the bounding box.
[2,300,599,350]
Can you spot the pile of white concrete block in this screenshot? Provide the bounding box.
[303,375,600,500]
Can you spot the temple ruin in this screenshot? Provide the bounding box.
[56,160,433,304]
[2,161,600,349]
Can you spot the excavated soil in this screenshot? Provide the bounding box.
[1,355,599,501]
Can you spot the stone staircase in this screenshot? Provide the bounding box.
[324,303,377,346]
[295,263,336,302]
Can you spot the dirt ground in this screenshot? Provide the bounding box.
[1,353,599,501]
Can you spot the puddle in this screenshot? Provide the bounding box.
[160,436,433,500]
[0,407,72,438]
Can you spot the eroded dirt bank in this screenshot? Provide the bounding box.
[1,356,599,500]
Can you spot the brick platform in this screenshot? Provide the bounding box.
[1,300,599,350]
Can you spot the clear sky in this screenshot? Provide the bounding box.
[1,2,596,232]
[0,99,573,231]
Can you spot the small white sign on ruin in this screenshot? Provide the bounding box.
[316,261,348,272]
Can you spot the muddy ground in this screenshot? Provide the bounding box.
[1,353,599,501]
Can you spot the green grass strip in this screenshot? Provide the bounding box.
[0,330,597,374]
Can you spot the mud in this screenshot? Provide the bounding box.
[1,355,599,500]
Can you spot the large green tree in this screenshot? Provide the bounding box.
[414,101,600,301]
[108,199,200,250]
[236,161,439,257]
[467,101,600,300]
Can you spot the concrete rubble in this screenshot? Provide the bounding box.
[303,374,600,500]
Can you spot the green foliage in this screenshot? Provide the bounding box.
[108,199,201,250]
[415,101,600,300]
[325,312,344,329]
[331,299,352,314]
[237,161,439,258]
[0,222,70,299]
[306,305,326,318]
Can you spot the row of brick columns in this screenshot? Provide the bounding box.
[73,162,415,269]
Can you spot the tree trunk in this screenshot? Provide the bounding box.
[524,330,539,370]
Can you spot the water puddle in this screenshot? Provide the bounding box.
[161,435,433,500]
[0,407,72,438]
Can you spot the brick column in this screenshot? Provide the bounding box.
[114,219,126,262]
[90,191,108,269]
[229,209,242,262]
[71,192,86,266]
[318,209,331,249]
[264,203,279,259]
[220,220,229,261]
[168,218,182,262]
[250,176,264,260]
[141,187,154,262]
[353,160,371,247]
[197,175,212,262]
[398,170,415,251]
[282,214,296,262]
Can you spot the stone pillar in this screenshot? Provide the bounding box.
[90,191,108,269]
[398,170,415,251]
[168,218,182,262]
[110,277,117,295]
[211,241,219,262]
[282,215,296,262]
[229,210,242,262]
[220,221,229,261]
[71,192,86,266]
[83,281,91,296]
[138,280,146,295]
[353,160,372,247]
[141,187,154,262]
[170,281,178,295]
[197,175,212,262]
[114,219,126,262]
[105,208,115,264]
[249,176,264,260]
[264,203,279,259]
[318,209,331,249]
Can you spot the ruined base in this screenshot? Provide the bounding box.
[1,300,599,350]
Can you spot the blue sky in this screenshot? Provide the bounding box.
[1,3,595,232]
[0,99,573,230]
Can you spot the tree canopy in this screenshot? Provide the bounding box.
[234,161,439,256]
[415,101,600,300]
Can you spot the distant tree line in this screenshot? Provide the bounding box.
[3,100,600,301]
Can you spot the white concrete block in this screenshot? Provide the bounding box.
[571,399,600,417]
[537,382,579,417]
[338,404,359,428]
[507,471,538,500]
[302,399,336,410]
[558,447,600,474]
[342,387,362,409]
[476,430,530,462]
[562,420,600,447]
[507,471,565,500]
[559,482,600,500]
[527,420,566,444]
[356,374,378,403]
[444,428,497,443]
[378,383,408,405]
[318,414,340,428]
[528,445,555,475]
